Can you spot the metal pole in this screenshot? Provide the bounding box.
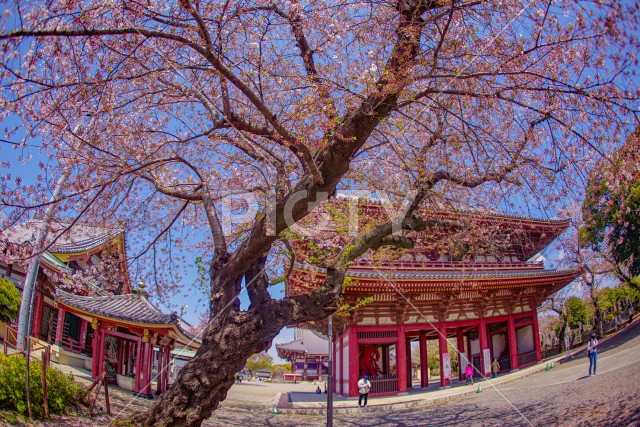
[16,167,71,350]
[327,315,333,427]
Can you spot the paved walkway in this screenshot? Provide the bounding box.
[8,317,640,422]
[273,317,640,415]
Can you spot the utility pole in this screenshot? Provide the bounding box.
[16,168,71,351]
[327,315,333,427]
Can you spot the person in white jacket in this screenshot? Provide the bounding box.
[587,333,599,376]
[357,375,372,408]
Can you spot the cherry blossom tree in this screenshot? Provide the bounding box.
[582,126,640,291]
[1,1,639,425]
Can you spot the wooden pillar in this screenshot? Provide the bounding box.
[140,331,154,396]
[331,336,337,393]
[90,321,101,379]
[122,341,129,376]
[438,323,450,388]
[159,345,166,392]
[419,332,428,388]
[96,329,106,378]
[156,347,163,395]
[32,292,44,339]
[348,327,359,397]
[456,328,465,381]
[383,345,390,374]
[405,339,412,389]
[117,337,124,375]
[166,345,172,390]
[479,317,489,377]
[54,307,65,344]
[79,320,88,353]
[337,334,343,394]
[532,309,542,362]
[508,313,519,370]
[135,338,143,392]
[143,340,150,394]
[397,326,407,393]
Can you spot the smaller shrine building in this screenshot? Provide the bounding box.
[276,328,329,382]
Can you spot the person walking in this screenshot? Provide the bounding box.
[491,358,500,379]
[587,332,599,376]
[465,363,474,385]
[564,325,573,359]
[357,375,371,408]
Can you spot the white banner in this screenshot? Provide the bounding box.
[442,353,451,379]
[483,348,491,374]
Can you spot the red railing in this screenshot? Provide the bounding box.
[60,336,82,354]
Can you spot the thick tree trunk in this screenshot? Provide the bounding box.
[136,310,285,427]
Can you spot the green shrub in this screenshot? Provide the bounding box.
[0,277,20,323]
[0,354,88,419]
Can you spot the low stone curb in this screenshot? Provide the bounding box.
[272,358,565,415]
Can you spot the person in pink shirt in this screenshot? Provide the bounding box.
[465,363,474,385]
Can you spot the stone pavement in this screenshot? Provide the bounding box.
[17,315,636,423]
[273,317,640,416]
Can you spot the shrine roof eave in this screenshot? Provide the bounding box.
[2,219,124,256]
[59,302,199,348]
[276,347,327,361]
[287,266,582,297]
[55,290,200,346]
[275,339,328,359]
[292,264,582,281]
[342,270,580,293]
[40,251,69,274]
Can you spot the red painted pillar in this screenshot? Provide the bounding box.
[156,348,163,394]
[141,341,154,396]
[437,323,450,388]
[123,341,129,376]
[54,308,65,344]
[135,338,143,392]
[32,292,44,339]
[532,310,542,362]
[331,336,336,393]
[479,317,489,377]
[79,320,88,353]
[336,334,342,394]
[456,328,465,381]
[91,326,100,378]
[419,333,428,387]
[405,339,412,388]
[348,327,359,397]
[165,345,172,390]
[159,346,166,392]
[508,313,519,370]
[96,329,106,378]
[397,326,407,393]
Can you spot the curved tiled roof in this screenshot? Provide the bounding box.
[334,194,570,224]
[294,262,579,281]
[276,328,328,359]
[56,290,201,344]
[2,219,122,255]
[56,289,174,324]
